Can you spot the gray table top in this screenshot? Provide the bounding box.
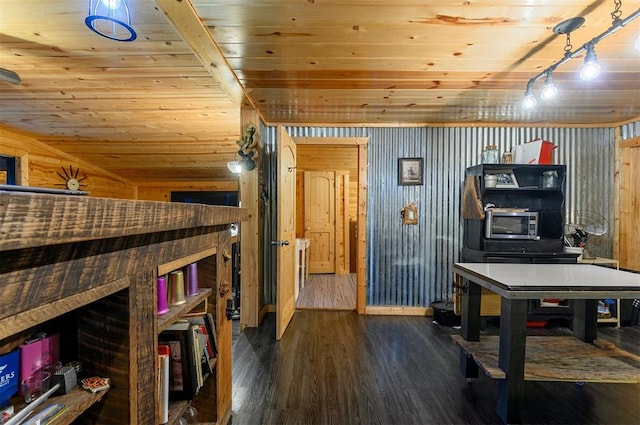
[453,263,640,299]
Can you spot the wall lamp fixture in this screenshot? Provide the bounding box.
[522,0,639,110]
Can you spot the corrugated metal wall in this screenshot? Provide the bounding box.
[621,121,640,140]
[261,124,630,308]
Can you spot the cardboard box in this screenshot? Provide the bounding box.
[514,139,556,164]
[19,334,60,394]
[0,350,20,406]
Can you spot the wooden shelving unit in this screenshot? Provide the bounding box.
[578,257,621,326]
[0,192,247,425]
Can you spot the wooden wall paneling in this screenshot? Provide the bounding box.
[0,126,135,198]
[239,107,260,329]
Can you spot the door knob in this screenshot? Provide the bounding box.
[271,240,290,246]
[306,227,311,230]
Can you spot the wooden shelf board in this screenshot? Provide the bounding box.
[158,247,217,276]
[167,400,189,425]
[11,386,109,425]
[157,288,213,333]
[452,335,640,383]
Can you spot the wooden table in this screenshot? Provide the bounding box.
[453,262,640,424]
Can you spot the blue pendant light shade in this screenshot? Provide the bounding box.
[85,0,137,42]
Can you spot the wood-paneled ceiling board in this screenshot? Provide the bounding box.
[192,0,639,125]
[0,0,243,183]
[1,0,639,184]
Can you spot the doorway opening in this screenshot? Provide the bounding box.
[293,142,362,311]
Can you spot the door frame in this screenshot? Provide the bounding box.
[615,134,640,270]
[293,137,368,314]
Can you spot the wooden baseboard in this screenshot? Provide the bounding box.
[365,306,433,316]
[259,304,276,324]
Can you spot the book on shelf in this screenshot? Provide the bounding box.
[157,344,170,424]
[158,321,200,400]
[182,312,217,357]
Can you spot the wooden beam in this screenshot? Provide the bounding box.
[356,143,368,314]
[240,107,261,328]
[154,0,249,107]
[294,137,369,145]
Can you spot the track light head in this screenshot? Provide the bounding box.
[521,84,537,110]
[579,44,601,81]
[540,74,559,100]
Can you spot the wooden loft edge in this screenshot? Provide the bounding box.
[0,277,129,340]
[0,192,249,251]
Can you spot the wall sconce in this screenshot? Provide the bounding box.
[401,203,418,225]
[227,161,242,175]
[85,0,137,42]
[521,1,639,110]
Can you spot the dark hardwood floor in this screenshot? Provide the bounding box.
[231,311,640,425]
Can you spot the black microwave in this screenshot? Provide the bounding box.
[485,210,539,240]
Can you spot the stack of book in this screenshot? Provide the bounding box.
[157,313,217,422]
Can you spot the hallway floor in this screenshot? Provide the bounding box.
[231,311,640,425]
[296,273,356,310]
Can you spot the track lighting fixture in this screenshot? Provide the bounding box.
[521,1,639,110]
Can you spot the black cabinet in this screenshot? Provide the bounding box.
[464,164,567,253]
[462,164,577,322]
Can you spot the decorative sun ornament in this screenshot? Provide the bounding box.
[56,165,88,191]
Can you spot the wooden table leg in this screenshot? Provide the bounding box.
[497,298,527,424]
[460,279,481,379]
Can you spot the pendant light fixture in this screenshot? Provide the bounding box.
[520,0,639,110]
[85,0,137,42]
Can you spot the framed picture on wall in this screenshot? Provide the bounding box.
[398,157,423,186]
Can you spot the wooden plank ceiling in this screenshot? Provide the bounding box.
[1,0,639,183]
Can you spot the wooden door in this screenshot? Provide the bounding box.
[276,126,297,340]
[304,171,336,273]
[619,137,640,271]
